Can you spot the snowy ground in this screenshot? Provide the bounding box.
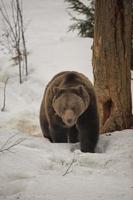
[0,0,133,200]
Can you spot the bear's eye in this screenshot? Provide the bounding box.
[71,106,76,112]
[61,106,66,113]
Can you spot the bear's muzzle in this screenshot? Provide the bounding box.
[62,110,77,127]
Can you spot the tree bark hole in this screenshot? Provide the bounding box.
[103,99,113,125]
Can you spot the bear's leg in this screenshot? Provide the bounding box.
[68,126,79,143]
[40,106,52,142]
[78,122,98,152]
[50,125,68,143]
[77,112,99,153]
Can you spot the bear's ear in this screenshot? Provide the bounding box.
[53,87,60,96]
[77,85,85,95]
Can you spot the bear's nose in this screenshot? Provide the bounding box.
[63,110,76,127]
[66,118,75,127]
[67,118,73,124]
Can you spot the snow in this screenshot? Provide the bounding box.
[0,129,133,200]
[0,0,133,200]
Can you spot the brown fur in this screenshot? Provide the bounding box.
[40,71,99,152]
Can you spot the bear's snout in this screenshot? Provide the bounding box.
[63,110,76,127]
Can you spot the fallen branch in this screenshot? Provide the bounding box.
[63,152,76,176]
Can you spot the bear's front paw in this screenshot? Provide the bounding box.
[80,142,95,153]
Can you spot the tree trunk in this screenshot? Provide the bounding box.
[92,0,132,133]
[131,1,133,70]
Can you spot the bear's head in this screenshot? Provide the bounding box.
[52,85,90,127]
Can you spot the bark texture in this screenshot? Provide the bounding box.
[93,0,132,133]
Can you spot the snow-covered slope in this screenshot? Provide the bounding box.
[0,129,133,200]
[0,0,93,135]
[0,0,133,200]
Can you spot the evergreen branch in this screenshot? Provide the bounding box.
[65,0,95,38]
[68,18,94,37]
[65,0,91,15]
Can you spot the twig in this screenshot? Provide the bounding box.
[0,134,26,153]
[0,0,16,40]
[63,152,76,176]
[16,0,28,76]
[0,0,28,83]
[0,133,17,150]
[1,77,9,112]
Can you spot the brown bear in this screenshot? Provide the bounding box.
[40,71,99,153]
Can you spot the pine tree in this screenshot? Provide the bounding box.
[65,0,95,38]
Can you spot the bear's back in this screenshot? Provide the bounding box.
[46,71,93,91]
